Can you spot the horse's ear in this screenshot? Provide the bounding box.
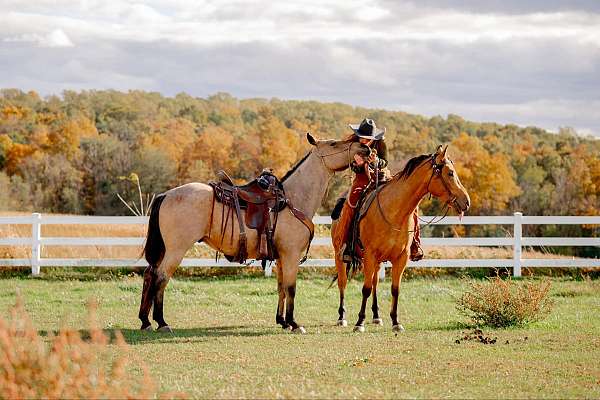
[441,145,448,159]
[307,132,318,146]
[434,144,445,163]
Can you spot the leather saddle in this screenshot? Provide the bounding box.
[210,169,286,263]
[216,170,286,229]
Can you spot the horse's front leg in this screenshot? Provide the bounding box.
[353,255,377,332]
[390,252,409,332]
[280,254,305,334]
[275,261,289,329]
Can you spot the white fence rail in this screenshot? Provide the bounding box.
[0,212,599,278]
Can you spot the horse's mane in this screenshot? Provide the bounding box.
[396,153,432,180]
[281,151,312,182]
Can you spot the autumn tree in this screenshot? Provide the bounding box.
[450,132,521,215]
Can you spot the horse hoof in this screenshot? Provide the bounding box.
[392,324,405,332]
[282,325,292,331]
[353,325,365,333]
[292,326,306,334]
[156,325,173,333]
[372,318,384,326]
[336,319,348,327]
[140,324,153,331]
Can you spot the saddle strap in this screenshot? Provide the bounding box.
[285,199,315,264]
[232,188,248,263]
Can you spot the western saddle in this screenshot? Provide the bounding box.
[209,169,313,265]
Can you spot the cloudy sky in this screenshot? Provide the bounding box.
[1,0,599,136]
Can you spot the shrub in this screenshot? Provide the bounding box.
[0,297,177,399]
[456,277,554,328]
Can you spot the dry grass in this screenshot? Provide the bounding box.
[0,296,179,399]
[456,277,554,327]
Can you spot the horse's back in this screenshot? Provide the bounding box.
[165,182,213,197]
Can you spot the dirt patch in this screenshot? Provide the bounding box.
[455,329,497,345]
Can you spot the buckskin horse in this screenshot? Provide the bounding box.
[139,133,369,333]
[331,145,470,332]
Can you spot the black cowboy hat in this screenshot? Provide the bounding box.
[349,118,385,140]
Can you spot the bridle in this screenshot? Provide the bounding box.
[312,140,368,204]
[313,141,367,176]
[376,153,458,232]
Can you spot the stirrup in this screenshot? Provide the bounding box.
[410,242,424,262]
[341,245,355,263]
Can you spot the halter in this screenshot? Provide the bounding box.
[313,141,360,173]
[313,141,363,202]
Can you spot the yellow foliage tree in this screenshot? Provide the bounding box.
[255,108,301,177]
[144,118,196,168]
[5,143,37,176]
[47,116,98,160]
[451,132,521,214]
[180,125,238,183]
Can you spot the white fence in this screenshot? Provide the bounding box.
[0,212,599,278]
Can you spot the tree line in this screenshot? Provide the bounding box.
[0,89,598,255]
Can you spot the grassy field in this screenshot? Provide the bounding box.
[1,275,599,398]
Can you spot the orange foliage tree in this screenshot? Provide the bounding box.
[450,132,521,215]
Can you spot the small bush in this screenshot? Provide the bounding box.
[0,297,178,399]
[456,277,554,328]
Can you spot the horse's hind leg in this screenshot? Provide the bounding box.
[332,219,348,327]
[139,265,157,330]
[153,249,186,332]
[371,263,383,326]
[390,252,409,332]
[275,261,289,329]
[335,256,348,327]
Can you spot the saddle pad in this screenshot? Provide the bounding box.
[357,186,383,222]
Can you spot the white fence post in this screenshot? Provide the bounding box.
[513,212,522,277]
[264,262,272,277]
[31,213,42,276]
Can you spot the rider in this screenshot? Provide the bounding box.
[333,118,423,262]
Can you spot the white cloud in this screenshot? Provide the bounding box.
[3,28,74,47]
[43,29,74,47]
[3,2,600,45]
[0,0,599,136]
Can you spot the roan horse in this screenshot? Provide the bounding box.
[139,133,370,333]
[332,145,470,332]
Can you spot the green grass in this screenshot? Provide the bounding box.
[1,274,599,398]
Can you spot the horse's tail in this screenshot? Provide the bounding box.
[143,193,167,267]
